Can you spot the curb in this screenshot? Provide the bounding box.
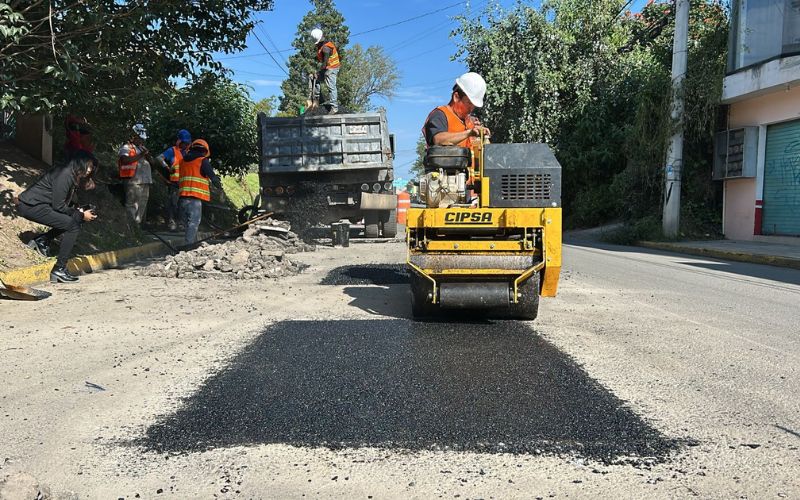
[0,238,179,287]
[639,241,800,271]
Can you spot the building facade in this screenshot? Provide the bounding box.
[719,0,800,240]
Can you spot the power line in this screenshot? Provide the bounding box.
[350,1,466,37]
[259,24,289,69]
[252,31,290,76]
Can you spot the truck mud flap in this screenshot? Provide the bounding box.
[360,192,397,210]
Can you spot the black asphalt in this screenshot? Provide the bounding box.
[320,264,409,285]
[142,319,679,462]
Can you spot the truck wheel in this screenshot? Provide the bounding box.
[410,271,437,320]
[380,210,397,238]
[504,273,540,320]
[364,211,380,238]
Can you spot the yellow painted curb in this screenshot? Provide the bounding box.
[639,241,800,271]
[0,240,177,287]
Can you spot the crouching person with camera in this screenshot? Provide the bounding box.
[17,151,99,283]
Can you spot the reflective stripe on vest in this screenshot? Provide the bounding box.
[422,106,475,148]
[118,144,137,178]
[178,157,210,201]
[317,41,340,69]
[169,145,184,182]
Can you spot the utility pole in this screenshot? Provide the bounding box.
[663,0,690,238]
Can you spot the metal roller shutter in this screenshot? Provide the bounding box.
[762,119,800,236]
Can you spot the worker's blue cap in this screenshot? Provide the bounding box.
[177,129,191,143]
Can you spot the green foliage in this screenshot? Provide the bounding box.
[279,0,351,115]
[410,136,427,179]
[221,173,260,209]
[148,74,258,177]
[338,44,400,112]
[455,0,729,236]
[254,96,278,117]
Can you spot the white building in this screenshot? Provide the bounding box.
[719,0,800,240]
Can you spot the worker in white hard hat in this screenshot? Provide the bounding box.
[118,124,154,227]
[422,72,490,147]
[310,27,340,114]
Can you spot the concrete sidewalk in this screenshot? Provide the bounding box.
[639,239,800,270]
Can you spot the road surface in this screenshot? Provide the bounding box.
[1,239,798,498]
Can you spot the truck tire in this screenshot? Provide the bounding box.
[504,273,540,320]
[381,210,397,238]
[364,211,380,238]
[410,270,437,320]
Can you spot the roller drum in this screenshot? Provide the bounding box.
[438,282,511,309]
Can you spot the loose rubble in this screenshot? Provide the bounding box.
[140,219,314,280]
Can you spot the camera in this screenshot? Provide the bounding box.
[81,204,98,218]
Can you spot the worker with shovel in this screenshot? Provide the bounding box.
[17,151,98,283]
[310,28,340,114]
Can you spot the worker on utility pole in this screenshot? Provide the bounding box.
[310,28,340,114]
[423,72,491,147]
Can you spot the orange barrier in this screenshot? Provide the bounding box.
[397,190,411,225]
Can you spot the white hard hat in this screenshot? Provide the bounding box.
[311,28,323,44]
[455,72,486,108]
[132,123,147,140]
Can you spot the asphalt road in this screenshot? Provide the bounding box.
[1,239,798,498]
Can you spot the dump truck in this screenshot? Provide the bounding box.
[254,110,398,237]
[407,136,562,319]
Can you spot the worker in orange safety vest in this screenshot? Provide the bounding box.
[178,139,221,244]
[311,28,340,114]
[422,72,491,148]
[118,124,153,227]
[156,129,192,231]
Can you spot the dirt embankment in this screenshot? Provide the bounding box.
[0,141,143,272]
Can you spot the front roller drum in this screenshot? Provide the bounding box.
[409,271,540,320]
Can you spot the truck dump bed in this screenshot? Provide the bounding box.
[257,111,393,173]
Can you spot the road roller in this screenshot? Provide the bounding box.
[406,136,562,320]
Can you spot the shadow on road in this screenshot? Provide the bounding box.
[140,320,680,462]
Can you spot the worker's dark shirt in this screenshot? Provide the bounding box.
[182,149,221,188]
[18,164,80,219]
[318,43,332,70]
[423,109,449,146]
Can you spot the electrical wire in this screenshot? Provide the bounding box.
[350,1,466,37]
[252,31,290,76]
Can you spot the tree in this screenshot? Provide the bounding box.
[148,74,258,177]
[279,0,351,115]
[338,44,400,112]
[409,136,427,179]
[455,0,728,232]
[254,96,278,117]
[0,0,273,121]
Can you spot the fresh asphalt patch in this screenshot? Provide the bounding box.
[320,264,409,285]
[141,320,680,463]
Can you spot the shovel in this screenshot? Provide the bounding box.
[0,277,52,301]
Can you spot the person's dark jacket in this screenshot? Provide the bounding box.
[18,164,81,222]
[182,149,221,188]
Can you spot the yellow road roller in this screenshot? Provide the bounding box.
[406,138,562,319]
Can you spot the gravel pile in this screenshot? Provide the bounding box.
[140,219,314,280]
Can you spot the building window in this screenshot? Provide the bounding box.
[729,0,800,72]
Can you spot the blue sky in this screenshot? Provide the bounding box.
[217,0,653,182]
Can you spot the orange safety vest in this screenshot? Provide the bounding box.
[423,105,475,148]
[118,143,138,178]
[178,157,211,201]
[317,41,340,69]
[169,145,184,183]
